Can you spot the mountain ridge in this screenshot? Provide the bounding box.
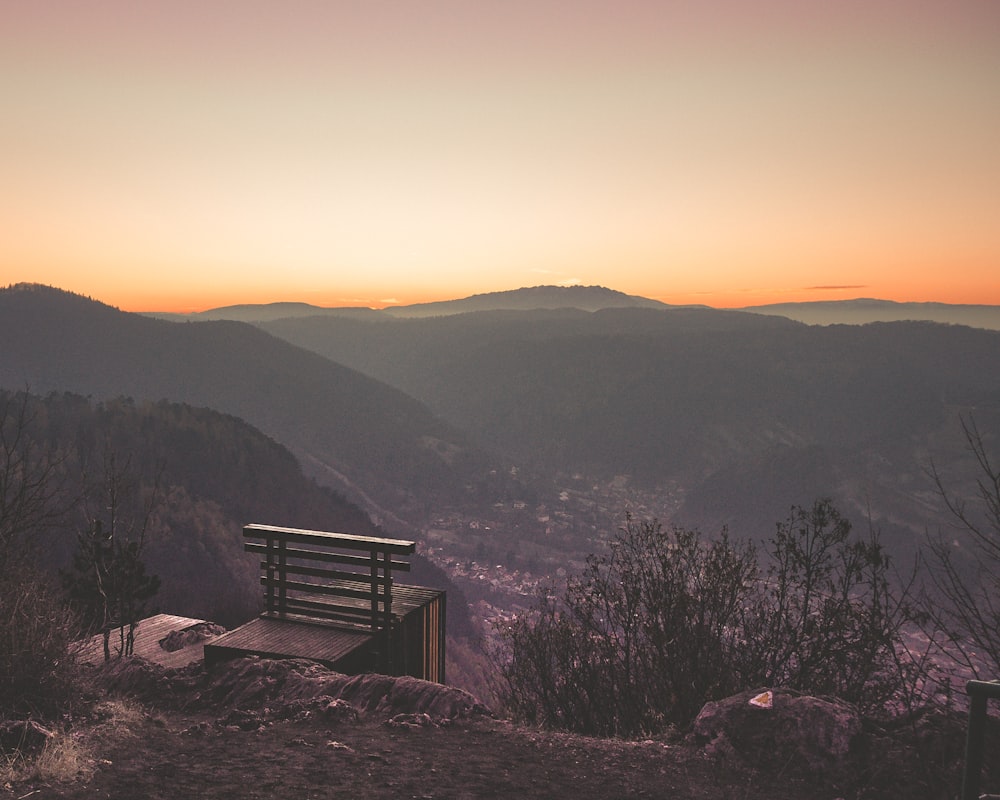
[742,297,1000,330]
[132,283,1000,330]
[382,284,675,317]
[141,285,677,323]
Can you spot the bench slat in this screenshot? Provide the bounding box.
[244,524,415,555]
[255,561,394,586]
[265,600,397,628]
[260,576,392,604]
[245,542,411,572]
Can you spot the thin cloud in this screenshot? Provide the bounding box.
[807,285,867,291]
[527,269,581,288]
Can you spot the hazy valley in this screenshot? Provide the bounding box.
[4,282,1000,655]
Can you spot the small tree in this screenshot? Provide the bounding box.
[926,416,1000,678]
[740,500,915,712]
[63,448,160,659]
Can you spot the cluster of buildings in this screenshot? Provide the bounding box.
[417,472,686,634]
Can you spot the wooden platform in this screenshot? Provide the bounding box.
[76,614,224,669]
[204,616,376,672]
[204,584,446,676]
[203,525,446,681]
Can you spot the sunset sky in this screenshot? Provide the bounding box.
[2,1,999,312]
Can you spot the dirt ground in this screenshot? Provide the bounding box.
[9,709,819,800]
[2,657,991,800]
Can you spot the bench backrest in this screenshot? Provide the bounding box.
[243,524,416,633]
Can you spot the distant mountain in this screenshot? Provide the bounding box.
[146,302,389,323]
[145,288,1000,332]
[4,390,470,634]
[382,285,674,317]
[143,285,674,323]
[0,284,510,529]
[740,298,1000,330]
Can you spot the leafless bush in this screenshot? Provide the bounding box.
[0,565,81,717]
[925,415,1000,679]
[0,390,80,718]
[740,501,919,714]
[495,500,917,736]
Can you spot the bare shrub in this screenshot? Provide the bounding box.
[0,566,81,717]
[497,518,757,735]
[739,501,918,714]
[925,416,1000,679]
[0,390,80,718]
[495,500,917,736]
[0,389,72,570]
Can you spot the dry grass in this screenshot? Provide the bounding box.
[88,698,148,737]
[1,698,149,791]
[2,730,91,788]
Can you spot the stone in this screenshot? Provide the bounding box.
[693,688,862,775]
[159,622,227,652]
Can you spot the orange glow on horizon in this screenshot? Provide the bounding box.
[2,2,998,315]
[75,279,1000,315]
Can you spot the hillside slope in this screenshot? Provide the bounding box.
[0,285,509,527]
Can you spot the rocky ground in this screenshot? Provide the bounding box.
[2,657,995,800]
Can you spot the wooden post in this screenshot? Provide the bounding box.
[369,548,378,632]
[265,532,276,615]
[277,535,287,614]
[961,679,1000,800]
[383,549,393,672]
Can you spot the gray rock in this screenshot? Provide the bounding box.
[693,688,862,774]
[159,622,227,652]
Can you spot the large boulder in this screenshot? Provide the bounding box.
[693,688,862,775]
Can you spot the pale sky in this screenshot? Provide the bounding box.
[2,0,999,311]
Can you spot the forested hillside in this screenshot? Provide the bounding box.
[0,284,515,529]
[259,303,1000,548]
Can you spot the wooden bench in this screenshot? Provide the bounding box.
[205,525,446,682]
